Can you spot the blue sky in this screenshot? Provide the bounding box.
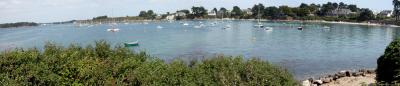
[0,0,393,23]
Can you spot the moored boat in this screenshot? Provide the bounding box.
[124,41,139,47]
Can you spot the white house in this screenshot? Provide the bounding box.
[378,10,393,17]
[328,8,354,16]
[175,12,186,17]
[243,8,253,15]
[166,15,175,20]
[208,11,217,16]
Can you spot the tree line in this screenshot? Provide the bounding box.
[136,2,377,22]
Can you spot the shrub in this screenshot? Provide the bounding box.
[0,41,296,85]
[377,38,400,83]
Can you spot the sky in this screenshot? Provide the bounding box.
[0,0,394,23]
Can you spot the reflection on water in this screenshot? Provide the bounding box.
[0,20,399,79]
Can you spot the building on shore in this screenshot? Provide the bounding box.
[175,12,187,17]
[165,15,175,20]
[242,8,253,15]
[208,11,217,17]
[327,8,356,16]
[377,10,393,17]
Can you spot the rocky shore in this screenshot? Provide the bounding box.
[302,69,376,86]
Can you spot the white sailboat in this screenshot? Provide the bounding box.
[157,25,164,29]
[254,4,264,28]
[107,19,120,32]
[183,23,189,26]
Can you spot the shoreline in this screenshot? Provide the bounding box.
[302,69,376,86]
[74,19,400,28]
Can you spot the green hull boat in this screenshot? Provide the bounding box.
[124,41,139,47]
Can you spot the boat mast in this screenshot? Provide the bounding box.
[258,3,261,24]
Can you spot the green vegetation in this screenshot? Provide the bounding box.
[138,10,157,19]
[0,22,38,28]
[377,38,400,84]
[0,41,296,85]
[93,15,108,20]
[148,2,377,23]
[191,6,208,18]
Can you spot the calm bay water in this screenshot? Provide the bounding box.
[1,20,399,79]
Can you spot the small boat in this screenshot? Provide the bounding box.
[264,27,273,31]
[223,25,231,29]
[124,41,139,47]
[157,26,164,29]
[107,28,120,32]
[194,25,202,28]
[254,24,264,28]
[143,22,149,24]
[297,27,303,30]
[323,26,331,29]
[183,23,189,26]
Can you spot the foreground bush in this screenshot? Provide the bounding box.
[0,41,296,85]
[377,38,400,83]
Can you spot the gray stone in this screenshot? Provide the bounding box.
[352,72,363,77]
[301,80,311,86]
[359,69,367,73]
[367,70,375,74]
[345,71,352,77]
[321,77,332,83]
[313,80,323,85]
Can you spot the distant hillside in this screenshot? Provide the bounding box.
[0,22,38,28]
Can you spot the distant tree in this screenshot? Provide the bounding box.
[297,3,311,17]
[251,3,265,18]
[309,3,320,13]
[357,8,374,21]
[279,6,295,17]
[191,6,208,18]
[146,10,157,19]
[264,6,280,19]
[338,2,347,9]
[319,2,336,16]
[93,15,108,20]
[394,0,400,20]
[347,5,358,12]
[219,7,228,18]
[178,10,190,15]
[296,8,310,17]
[299,3,309,9]
[138,10,156,19]
[332,2,339,9]
[212,8,218,13]
[231,6,243,18]
[139,11,147,17]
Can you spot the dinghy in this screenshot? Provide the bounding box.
[297,27,303,30]
[157,26,164,29]
[124,41,139,47]
[223,25,232,29]
[183,23,189,26]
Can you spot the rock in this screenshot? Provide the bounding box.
[308,78,314,82]
[359,69,367,73]
[345,71,352,77]
[313,80,323,85]
[302,80,311,86]
[352,72,363,77]
[321,77,332,83]
[336,72,346,78]
[367,70,375,74]
[339,70,347,74]
[332,75,339,80]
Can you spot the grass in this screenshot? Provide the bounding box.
[0,40,297,85]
